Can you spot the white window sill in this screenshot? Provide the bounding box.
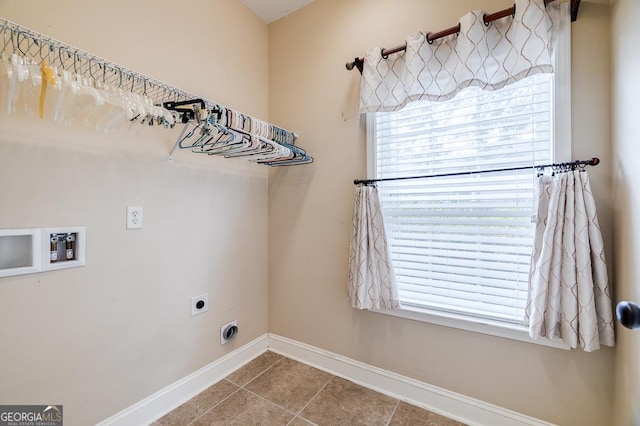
[373,305,570,350]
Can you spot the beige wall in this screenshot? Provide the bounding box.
[268,1,614,425]
[611,0,640,425]
[0,1,621,425]
[0,1,269,425]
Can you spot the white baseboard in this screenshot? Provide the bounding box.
[267,333,555,426]
[97,334,268,426]
[97,333,554,426]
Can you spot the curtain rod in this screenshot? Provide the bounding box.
[345,0,580,74]
[353,158,600,186]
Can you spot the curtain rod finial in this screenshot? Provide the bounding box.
[346,58,364,74]
[590,157,600,166]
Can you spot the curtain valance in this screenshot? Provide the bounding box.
[359,0,559,113]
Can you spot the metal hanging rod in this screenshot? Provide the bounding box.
[345,0,580,74]
[0,18,195,108]
[353,157,600,186]
[0,17,307,164]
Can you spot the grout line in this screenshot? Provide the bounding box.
[186,383,242,426]
[286,415,319,426]
[160,351,463,426]
[238,356,284,388]
[242,386,300,419]
[182,353,326,426]
[185,353,285,425]
[240,354,334,425]
[384,400,401,426]
[294,375,335,417]
[235,358,336,422]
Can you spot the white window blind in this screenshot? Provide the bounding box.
[371,74,555,324]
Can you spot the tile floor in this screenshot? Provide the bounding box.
[152,351,466,426]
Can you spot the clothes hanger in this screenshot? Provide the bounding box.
[200,130,251,156]
[259,141,313,166]
[263,154,314,166]
[0,25,11,113]
[191,110,253,155]
[205,108,303,162]
[186,112,235,149]
[8,49,29,113]
[0,21,10,58]
[224,135,290,160]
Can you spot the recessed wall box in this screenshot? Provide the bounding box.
[41,227,86,272]
[0,228,41,278]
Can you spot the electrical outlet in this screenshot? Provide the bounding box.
[126,206,143,230]
[191,293,208,316]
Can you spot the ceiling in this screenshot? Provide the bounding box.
[240,0,316,24]
[241,0,610,25]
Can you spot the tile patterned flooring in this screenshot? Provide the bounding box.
[152,351,466,426]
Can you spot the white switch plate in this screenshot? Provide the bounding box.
[127,206,143,230]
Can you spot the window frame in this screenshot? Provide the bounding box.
[366,3,571,347]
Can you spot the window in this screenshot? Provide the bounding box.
[368,15,570,331]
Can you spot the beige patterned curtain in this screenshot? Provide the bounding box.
[348,185,400,310]
[525,171,615,352]
[359,0,559,113]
